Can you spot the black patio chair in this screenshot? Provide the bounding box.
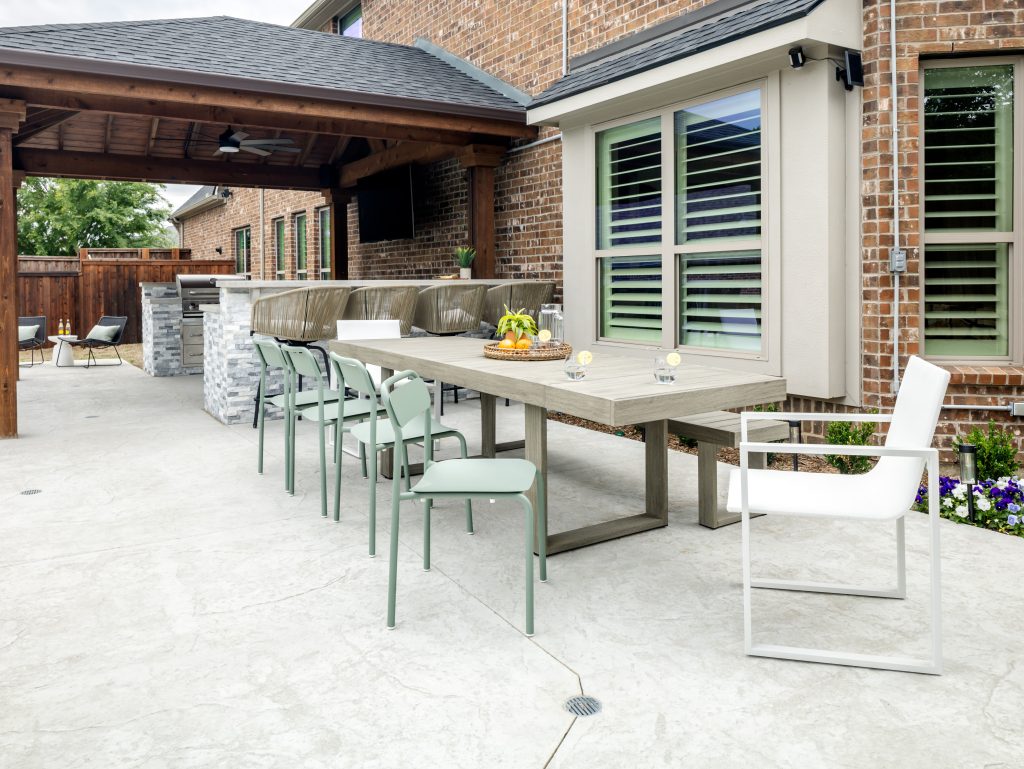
[18,315,46,367]
[69,316,128,368]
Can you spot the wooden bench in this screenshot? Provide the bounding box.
[667,411,791,529]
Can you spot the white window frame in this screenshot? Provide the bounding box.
[590,78,778,363]
[273,217,286,280]
[233,226,250,276]
[294,211,308,280]
[317,206,331,279]
[919,57,1024,365]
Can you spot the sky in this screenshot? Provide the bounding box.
[0,0,313,212]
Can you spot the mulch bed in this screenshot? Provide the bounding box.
[546,411,841,474]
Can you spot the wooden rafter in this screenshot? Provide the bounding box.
[12,108,78,145]
[339,141,457,187]
[296,133,318,167]
[367,138,386,153]
[14,148,326,190]
[146,117,159,156]
[328,136,351,165]
[103,114,114,153]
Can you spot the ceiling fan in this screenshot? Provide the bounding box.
[152,126,301,157]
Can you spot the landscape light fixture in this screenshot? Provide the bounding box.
[959,444,978,522]
[836,50,865,91]
[788,46,805,69]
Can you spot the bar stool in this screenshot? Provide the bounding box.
[342,286,420,337]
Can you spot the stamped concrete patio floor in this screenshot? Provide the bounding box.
[2,364,1022,769]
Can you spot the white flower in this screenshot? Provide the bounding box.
[952,484,967,500]
[976,497,992,512]
[996,479,1009,490]
[955,505,968,518]
[942,497,953,508]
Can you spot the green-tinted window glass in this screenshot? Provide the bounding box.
[675,90,762,244]
[924,243,1008,356]
[598,255,662,343]
[679,250,762,352]
[234,227,250,274]
[340,6,362,37]
[596,117,662,249]
[275,219,285,278]
[318,208,331,277]
[295,213,307,276]
[923,65,1013,232]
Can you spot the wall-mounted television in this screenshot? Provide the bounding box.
[357,165,415,243]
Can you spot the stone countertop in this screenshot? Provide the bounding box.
[219,278,550,290]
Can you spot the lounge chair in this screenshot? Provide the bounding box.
[69,316,128,368]
[18,316,46,367]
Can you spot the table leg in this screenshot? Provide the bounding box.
[524,403,548,555]
[645,419,669,523]
[480,393,496,458]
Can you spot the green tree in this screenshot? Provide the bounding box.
[16,178,175,256]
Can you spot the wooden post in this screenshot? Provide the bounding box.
[0,99,26,438]
[460,145,505,280]
[323,188,350,280]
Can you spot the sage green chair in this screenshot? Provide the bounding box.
[380,370,547,636]
[280,345,374,517]
[328,352,472,557]
[254,338,340,484]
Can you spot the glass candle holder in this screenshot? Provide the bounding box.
[653,351,681,385]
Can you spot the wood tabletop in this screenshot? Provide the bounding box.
[329,337,787,426]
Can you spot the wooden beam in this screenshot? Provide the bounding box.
[328,135,351,165]
[466,164,496,279]
[103,113,114,154]
[260,130,282,165]
[14,149,326,190]
[146,117,159,156]
[296,133,318,166]
[367,138,385,153]
[0,127,19,437]
[13,108,78,145]
[322,188,350,280]
[339,142,456,187]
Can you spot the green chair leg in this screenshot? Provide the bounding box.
[368,443,378,557]
[423,498,432,571]
[333,422,344,522]
[360,439,368,478]
[454,432,474,534]
[257,372,266,475]
[522,495,535,637]
[318,418,328,518]
[387,494,400,629]
[537,472,547,583]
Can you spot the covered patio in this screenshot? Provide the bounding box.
[0,16,533,437]
[3,363,1022,767]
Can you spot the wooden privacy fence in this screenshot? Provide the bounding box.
[17,256,235,345]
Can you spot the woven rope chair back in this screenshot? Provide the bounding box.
[342,286,420,336]
[483,282,555,326]
[250,286,351,342]
[413,284,487,335]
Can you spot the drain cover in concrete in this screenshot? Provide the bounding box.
[20,489,42,495]
[564,695,601,717]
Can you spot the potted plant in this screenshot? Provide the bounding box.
[496,305,538,350]
[455,246,476,279]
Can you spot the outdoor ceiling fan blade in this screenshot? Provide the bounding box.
[240,138,295,146]
[268,146,301,153]
[230,131,249,142]
[212,147,223,157]
[240,145,271,156]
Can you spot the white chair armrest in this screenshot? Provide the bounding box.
[738,442,936,460]
[739,411,891,442]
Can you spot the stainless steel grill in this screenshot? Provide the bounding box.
[176,274,245,367]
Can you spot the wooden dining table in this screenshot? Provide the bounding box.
[329,336,787,555]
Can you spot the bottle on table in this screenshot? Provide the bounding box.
[58,319,65,335]
[65,318,72,336]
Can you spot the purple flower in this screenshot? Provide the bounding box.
[1009,503,1021,514]
[1008,514,1020,526]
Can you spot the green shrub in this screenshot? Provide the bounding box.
[953,421,1020,481]
[825,416,876,474]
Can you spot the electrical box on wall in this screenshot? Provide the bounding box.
[889,247,907,273]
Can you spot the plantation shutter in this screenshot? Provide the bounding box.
[924,243,1008,356]
[296,214,307,275]
[319,208,331,276]
[676,90,762,244]
[679,250,762,351]
[599,256,662,343]
[275,219,285,277]
[234,228,249,274]
[923,65,1013,232]
[596,118,662,249]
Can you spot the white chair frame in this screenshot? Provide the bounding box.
[737,411,943,676]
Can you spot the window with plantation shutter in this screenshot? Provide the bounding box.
[596,118,662,249]
[599,256,662,343]
[295,213,308,278]
[675,90,762,244]
[679,250,762,351]
[233,227,250,275]
[923,64,1015,359]
[318,208,331,278]
[274,218,286,279]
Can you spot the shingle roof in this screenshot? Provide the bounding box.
[531,0,826,108]
[171,185,218,219]
[0,16,524,118]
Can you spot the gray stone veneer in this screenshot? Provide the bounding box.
[142,283,203,378]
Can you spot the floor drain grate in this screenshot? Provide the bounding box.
[20,489,42,496]
[564,695,601,717]
[84,415,99,419]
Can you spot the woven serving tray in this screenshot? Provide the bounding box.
[482,341,573,362]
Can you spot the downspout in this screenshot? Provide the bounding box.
[562,0,568,75]
[259,188,266,280]
[888,0,903,394]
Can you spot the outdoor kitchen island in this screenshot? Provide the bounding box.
[194,279,548,426]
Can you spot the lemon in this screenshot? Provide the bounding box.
[666,352,681,367]
[538,329,552,343]
[576,350,593,366]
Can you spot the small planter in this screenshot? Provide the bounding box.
[459,267,472,280]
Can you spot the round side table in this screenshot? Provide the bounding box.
[47,335,77,367]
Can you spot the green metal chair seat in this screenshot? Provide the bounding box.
[295,397,376,422]
[266,388,340,410]
[411,458,537,495]
[348,414,459,448]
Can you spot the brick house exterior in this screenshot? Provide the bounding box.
[173,0,1024,457]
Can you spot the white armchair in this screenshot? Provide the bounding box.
[726,356,951,674]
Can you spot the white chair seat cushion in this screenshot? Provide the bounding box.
[349,415,459,448]
[412,458,536,495]
[726,467,912,520]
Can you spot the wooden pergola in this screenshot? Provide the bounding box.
[0,32,534,438]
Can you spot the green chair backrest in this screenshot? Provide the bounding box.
[380,371,432,453]
[253,338,287,370]
[328,352,377,399]
[281,344,325,383]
